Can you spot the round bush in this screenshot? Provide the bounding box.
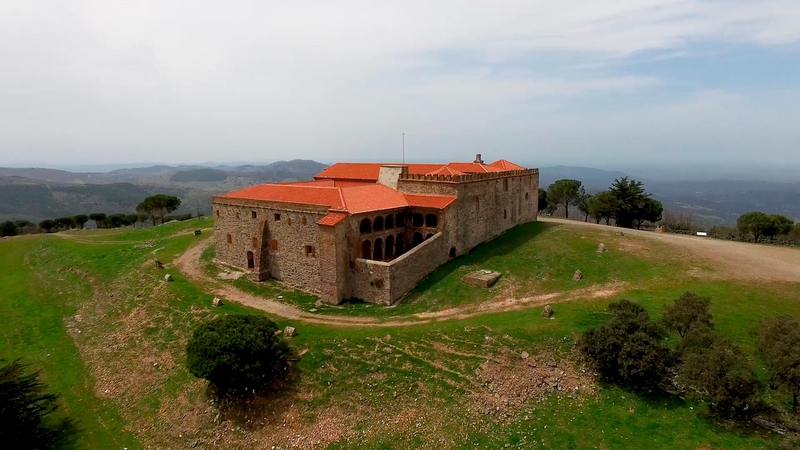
[186,315,289,394]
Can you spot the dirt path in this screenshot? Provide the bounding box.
[173,237,624,327]
[540,218,800,283]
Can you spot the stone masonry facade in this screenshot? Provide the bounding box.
[212,155,539,305]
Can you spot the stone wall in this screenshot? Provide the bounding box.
[212,198,329,292]
[350,232,448,305]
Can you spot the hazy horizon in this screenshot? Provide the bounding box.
[1,1,799,168]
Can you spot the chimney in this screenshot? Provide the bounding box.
[474,153,484,164]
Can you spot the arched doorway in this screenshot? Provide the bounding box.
[360,218,372,234]
[373,216,384,231]
[247,251,254,269]
[413,232,423,247]
[396,233,404,255]
[373,238,383,260]
[385,235,394,259]
[425,214,438,227]
[361,240,371,259]
[412,213,424,227]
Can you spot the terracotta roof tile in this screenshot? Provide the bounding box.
[489,159,526,170]
[317,212,348,226]
[428,166,465,176]
[315,163,445,181]
[441,162,505,173]
[340,184,408,214]
[218,184,345,209]
[404,193,457,209]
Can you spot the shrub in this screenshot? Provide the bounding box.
[186,315,289,396]
[662,292,713,338]
[0,220,17,237]
[0,359,77,448]
[757,316,800,412]
[579,300,671,389]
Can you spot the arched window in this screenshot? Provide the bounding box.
[385,235,394,258]
[373,216,384,231]
[396,213,405,227]
[226,234,232,244]
[361,240,371,259]
[246,251,254,269]
[525,192,529,200]
[412,213,424,227]
[360,218,372,234]
[425,214,438,227]
[385,214,394,229]
[396,234,404,255]
[413,232,423,247]
[449,247,456,258]
[373,238,383,261]
[425,233,434,240]
[215,210,220,218]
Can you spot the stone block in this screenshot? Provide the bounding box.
[212,297,223,307]
[164,274,173,282]
[541,305,553,318]
[284,326,296,338]
[463,270,502,288]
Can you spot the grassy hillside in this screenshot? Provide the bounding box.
[1,219,797,448]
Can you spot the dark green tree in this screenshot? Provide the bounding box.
[137,213,150,226]
[766,214,795,240]
[0,220,17,237]
[105,214,128,228]
[635,198,664,229]
[737,211,772,242]
[72,214,89,230]
[678,339,760,417]
[186,315,289,395]
[576,193,592,222]
[608,177,648,228]
[0,359,78,448]
[578,300,671,389]
[757,316,800,412]
[547,179,584,219]
[537,188,548,213]
[137,194,182,225]
[126,214,140,227]
[38,219,57,233]
[14,220,32,235]
[89,213,107,229]
[588,190,617,225]
[662,292,713,339]
[55,217,74,231]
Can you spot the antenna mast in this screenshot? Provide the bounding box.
[402,133,405,164]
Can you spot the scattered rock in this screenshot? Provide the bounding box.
[309,308,318,313]
[194,229,202,236]
[284,326,296,338]
[277,295,284,299]
[541,305,553,318]
[155,260,165,269]
[315,299,323,307]
[521,351,529,359]
[212,297,223,307]
[164,274,173,282]
[615,231,624,236]
[573,270,583,281]
[597,243,606,253]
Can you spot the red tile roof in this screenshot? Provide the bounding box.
[340,184,409,214]
[442,162,505,173]
[489,159,526,170]
[404,193,457,209]
[217,184,345,209]
[315,163,445,181]
[317,212,348,227]
[428,166,465,176]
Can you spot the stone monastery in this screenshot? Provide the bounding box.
[212,155,539,305]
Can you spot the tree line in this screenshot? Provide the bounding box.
[540,177,664,228]
[0,195,184,236]
[659,210,800,245]
[579,294,800,445]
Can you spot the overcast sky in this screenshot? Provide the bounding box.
[1,1,799,168]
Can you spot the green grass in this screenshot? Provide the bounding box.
[1,218,798,448]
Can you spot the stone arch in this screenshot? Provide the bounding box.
[396,213,405,227]
[246,251,254,269]
[361,240,371,259]
[425,214,438,227]
[412,213,424,227]
[413,232,423,247]
[395,233,404,255]
[360,218,372,234]
[385,235,394,258]
[373,216,384,231]
[373,238,383,260]
[449,247,456,258]
[385,214,395,229]
[425,233,434,240]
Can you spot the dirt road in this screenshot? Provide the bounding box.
[540,217,800,283]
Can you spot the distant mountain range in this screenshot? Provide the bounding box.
[1,161,797,226]
[0,160,326,222]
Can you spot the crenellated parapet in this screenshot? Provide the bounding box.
[397,168,538,184]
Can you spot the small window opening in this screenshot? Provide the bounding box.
[302,216,307,225]
[274,213,281,221]
[252,237,258,248]
[226,234,232,244]
[504,209,507,219]
[235,212,240,219]
[216,210,220,217]
[246,251,254,269]
[305,245,316,257]
[251,211,257,219]
[287,217,292,225]
[449,247,456,258]
[271,239,278,251]
[503,178,509,191]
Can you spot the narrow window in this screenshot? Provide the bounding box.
[246,251,254,269]
[361,240,371,259]
[504,210,507,219]
[449,247,456,258]
[503,178,509,192]
[226,234,232,244]
[525,192,529,200]
[274,213,281,221]
[235,212,240,219]
[252,237,258,248]
[271,239,278,251]
[251,211,257,219]
[305,245,316,257]
[302,216,307,225]
[216,210,220,218]
[287,217,292,225]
